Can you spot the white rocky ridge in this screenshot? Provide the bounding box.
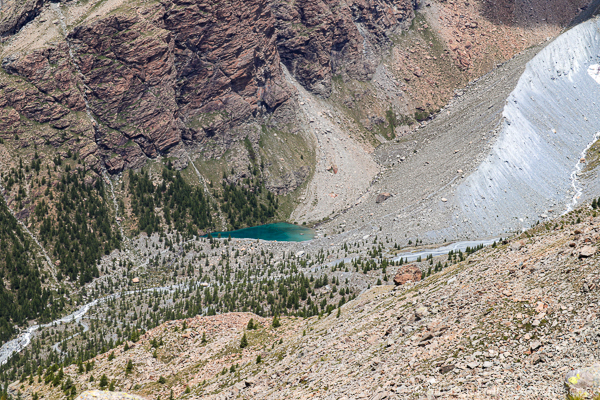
[455,17,600,235]
[329,17,600,246]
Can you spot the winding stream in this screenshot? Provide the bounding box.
[0,234,500,366]
[320,238,498,269]
[0,283,196,366]
[565,131,600,213]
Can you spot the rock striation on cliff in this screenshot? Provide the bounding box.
[2,0,297,174]
[273,0,416,96]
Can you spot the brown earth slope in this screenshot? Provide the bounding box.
[15,206,600,399]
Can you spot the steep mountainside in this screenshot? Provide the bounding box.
[0,0,589,236]
[0,1,598,395]
[1,0,588,177]
[13,205,600,399]
[1,0,295,173]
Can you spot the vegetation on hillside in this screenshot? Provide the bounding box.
[128,165,214,237]
[0,198,50,344]
[0,224,490,400]
[36,168,121,284]
[218,180,279,230]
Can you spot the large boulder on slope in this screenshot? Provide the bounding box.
[393,265,422,286]
[579,245,597,258]
[565,365,600,397]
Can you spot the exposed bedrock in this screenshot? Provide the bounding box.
[272,0,416,96]
[66,0,294,172]
[1,0,296,175]
[0,0,45,37]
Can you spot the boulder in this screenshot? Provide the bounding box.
[565,365,600,396]
[376,192,392,203]
[531,353,544,365]
[393,265,422,286]
[467,361,480,369]
[579,245,597,258]
[414,306,429,320]
[440,364,455,374]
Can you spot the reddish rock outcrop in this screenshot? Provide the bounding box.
[2,44,87,114]
[162,0,293,138]
[63,0,294,172]
[2,0,296,174]
[272,0,416,96]
[69,12,180,166]
[393,264,422,286]
[0,44,100,167]
[0,0,45,37]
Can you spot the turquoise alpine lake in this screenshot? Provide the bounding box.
[206,223,314,242]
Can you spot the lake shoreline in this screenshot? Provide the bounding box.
[205,222,315,242]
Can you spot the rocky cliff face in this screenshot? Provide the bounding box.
[68,0,294,173]
[0,43,99,167]
[0,0,45,37]
[1,0,296,175]
[2,0,586,180]
[273,0,417,96]
[0,0,420,176]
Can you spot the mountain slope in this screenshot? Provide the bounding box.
[13,205,600,399]
[0,1,599,397]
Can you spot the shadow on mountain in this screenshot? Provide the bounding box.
[479,0,592,29]
[568,0,600,28]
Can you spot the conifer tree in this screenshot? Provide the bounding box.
[99,374,108,389]
[272,316,281,328]
[125,359,133,375]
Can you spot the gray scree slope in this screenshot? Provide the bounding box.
[455,17,600,237]
[321,17,600,245]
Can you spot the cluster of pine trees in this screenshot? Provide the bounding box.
[35,169,121,284]
[129,166,213,236]
[0,198,50,344]
[218,182,278,230]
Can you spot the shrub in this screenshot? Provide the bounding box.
[414,110,430,122]
[272,316,281,328]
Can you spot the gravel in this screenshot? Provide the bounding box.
[320,17,600,248]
